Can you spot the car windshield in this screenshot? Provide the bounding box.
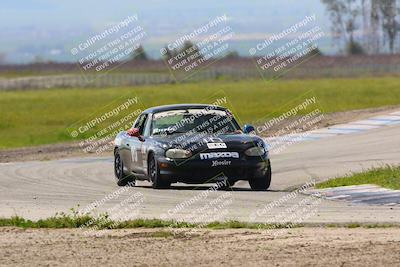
[151,109,240,135]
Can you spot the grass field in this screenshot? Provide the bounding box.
[0,215,287,230]
[317,165,400,190]
[0,214,396,230]
[1,77,400,149]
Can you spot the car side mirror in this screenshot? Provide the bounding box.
[243,124,256,134]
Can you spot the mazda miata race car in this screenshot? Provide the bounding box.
[113,104,271,190]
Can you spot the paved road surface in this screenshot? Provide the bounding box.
[1,124,400,224]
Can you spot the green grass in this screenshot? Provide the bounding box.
[0,214,398,230]
[1,77,400,148]
[316,165,400,190]
[0,213,296,230]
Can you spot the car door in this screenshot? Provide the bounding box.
[127,113,148,173]
[118,131,134,172]
[138,113,153,174]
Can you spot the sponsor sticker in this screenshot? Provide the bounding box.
[207,142,227,149]
[212,160,231,167]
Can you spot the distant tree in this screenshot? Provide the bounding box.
[322,0,400,54]
[223,51,240,59]
[346,39,365,54]
[169,40,204,63]
[307,45,323,57]
[379,0,397,53]
[369,0,381,54]
[180,40,203,61]
[321,0,361,50]
[130,45,148,60]
[162,40,205,69]
[162,45,175,61]
[181,40,194,51]
[33,55,45,63]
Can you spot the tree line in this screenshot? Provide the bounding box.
[322,0,400,54]
[130,41,240,62]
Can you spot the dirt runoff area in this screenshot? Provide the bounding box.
[1,227,400,266]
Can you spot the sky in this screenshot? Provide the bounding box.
[0,0,332,63]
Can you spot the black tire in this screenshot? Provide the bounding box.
[114,150,135,186]
[249,160,271,191]
[148,154,170,189]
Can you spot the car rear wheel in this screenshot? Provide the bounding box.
[114,150,135,186]
[148,154,171,189]
[249,160,271,191]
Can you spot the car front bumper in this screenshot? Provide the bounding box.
[157,156,270,184]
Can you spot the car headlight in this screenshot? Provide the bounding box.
[166,149,192,159]
[245,146,265,156]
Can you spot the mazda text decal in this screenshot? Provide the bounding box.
[200,152,239,160]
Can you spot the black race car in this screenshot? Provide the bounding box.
[113,104,271,190]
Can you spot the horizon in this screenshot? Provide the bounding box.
[0,0,332,64]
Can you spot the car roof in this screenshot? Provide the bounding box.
[143,104,227,114]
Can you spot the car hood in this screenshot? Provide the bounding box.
[151,133,265,151]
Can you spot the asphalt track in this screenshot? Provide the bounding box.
[1,123,400,224]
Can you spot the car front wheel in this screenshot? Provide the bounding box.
[148,154,171,189]
[249,160,271,191]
